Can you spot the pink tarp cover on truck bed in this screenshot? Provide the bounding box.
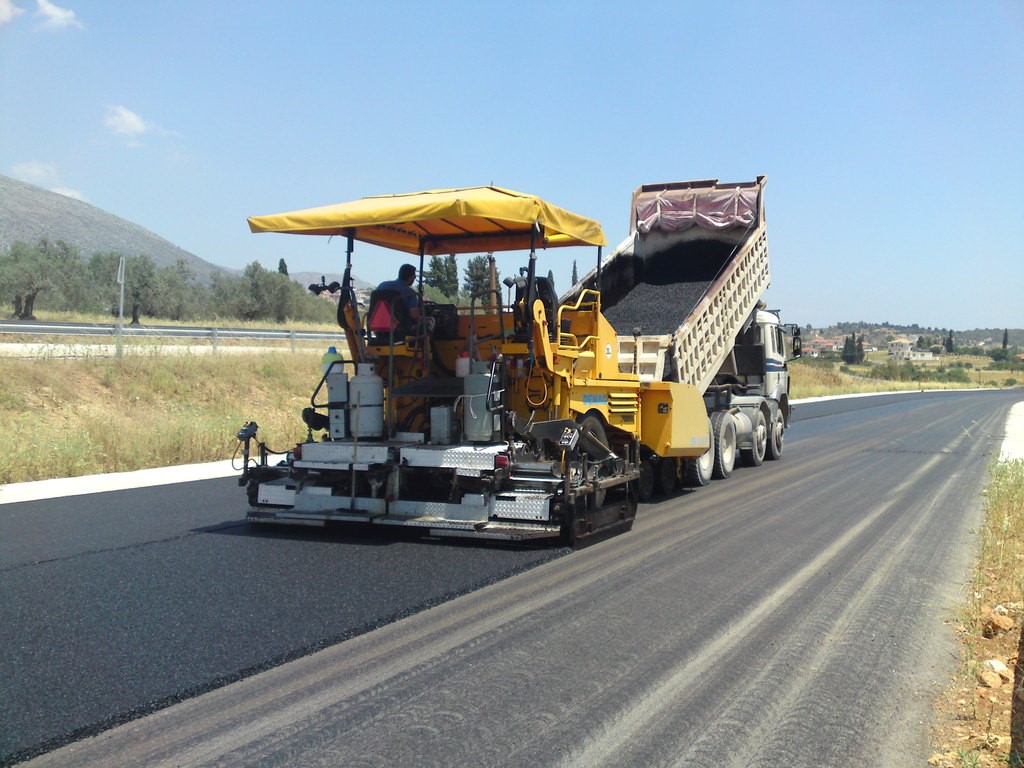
[634,185,759,234]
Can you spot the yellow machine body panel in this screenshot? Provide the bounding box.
[639,381,709,458]
[564,381,641,437]
[554,289,619,381]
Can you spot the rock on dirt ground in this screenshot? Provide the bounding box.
[929,607,1022,767]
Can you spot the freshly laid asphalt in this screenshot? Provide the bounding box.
[0,480,565,764]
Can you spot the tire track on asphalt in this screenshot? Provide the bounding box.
[561,456,944,766]
[556,403,995,768]
[691,406,1001,766]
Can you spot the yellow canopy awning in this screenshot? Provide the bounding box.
[247,186,606,255]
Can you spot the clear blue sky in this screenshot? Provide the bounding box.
[2,1,1022,331]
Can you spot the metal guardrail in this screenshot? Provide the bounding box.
[0,320,339,343]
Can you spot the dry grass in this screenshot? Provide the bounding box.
[856,352,1023,388]
[976,462,1024,610]
[789,359,978,399]
[931,460,1024,767]
[0,351,323,484]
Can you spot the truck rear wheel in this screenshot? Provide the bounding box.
[711,411,736,479]
[683,417,714,487]
[766,409,785,460]
[684,450,713,487]
[655,457,678,495]
[741,409,767,467]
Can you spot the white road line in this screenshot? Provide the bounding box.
[0,460,239,505]
[1000,400,1024,461]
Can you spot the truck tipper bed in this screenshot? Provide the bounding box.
[566,176,771,391]
[564,175,797,493]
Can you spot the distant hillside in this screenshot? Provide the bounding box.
[0,173,227,281]
[816,322,1023,347]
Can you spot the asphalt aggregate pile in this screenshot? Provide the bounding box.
[599,239,732,336]
[602,280,714,336]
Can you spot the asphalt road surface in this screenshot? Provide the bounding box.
[2,390,1020,767]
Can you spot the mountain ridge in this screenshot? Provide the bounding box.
[0,174,229,281]
[0,174,379,291]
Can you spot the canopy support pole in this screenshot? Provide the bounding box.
[338,231,366,364]
[416,244,425,303]
[524,223,540,367]
[417,243,428,371]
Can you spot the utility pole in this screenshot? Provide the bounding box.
[116,255,126,358]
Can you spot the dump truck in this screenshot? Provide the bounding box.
[236,179,798,544]
[564,176,801,497]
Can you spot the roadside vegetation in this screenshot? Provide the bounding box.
[846,350,1020,389]
[0,240,509,328]
[0,350,323,484]
[0,239,337,325]
[811,326,1022,391]
[790,353,1021,399]
[793,357,981,398]
[931,460,1024,768]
